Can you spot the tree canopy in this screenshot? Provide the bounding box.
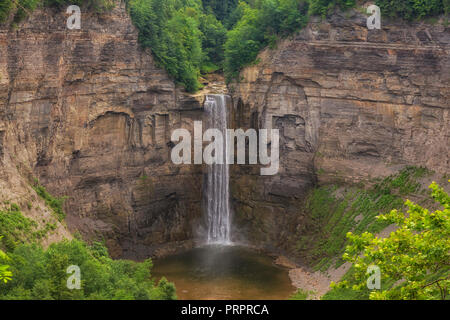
[333,182,450,300]
[0,239,177,300]
[1,0,448,91]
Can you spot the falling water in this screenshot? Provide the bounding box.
[204,94,231,244]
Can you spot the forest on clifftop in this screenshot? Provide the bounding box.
[1,0,448,91]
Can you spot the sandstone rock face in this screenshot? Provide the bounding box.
[229,11,449,252]
[1,5,449,260]
[0,4,205,258]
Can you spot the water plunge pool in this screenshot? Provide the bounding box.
[152,245,295,300]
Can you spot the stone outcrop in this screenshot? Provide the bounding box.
[229,10,449,253]
[1,3,448,260]
[0,3,206,258]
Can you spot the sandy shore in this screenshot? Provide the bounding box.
[275,256,351,300]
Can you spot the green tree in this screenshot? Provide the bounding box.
[334,182,450,300]
[0,0,15,23]
[152,277,177,300]
[375,0,447,21]
[199,12,227,69]
[129,0,206,92]
[0,239,176,300]
[202,0,239,22]
[0,1,115,24]
[0,245,12,284]
[308,0,355,17]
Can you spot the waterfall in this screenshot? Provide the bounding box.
[204,94,231,244]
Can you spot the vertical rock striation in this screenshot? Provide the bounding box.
[229,11,449,252]
[0,3,205,258]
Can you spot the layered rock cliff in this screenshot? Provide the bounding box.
[0,2,205,258]
[1,4,448,260]
[229,10,449,253]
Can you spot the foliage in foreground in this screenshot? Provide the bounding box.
[0,245,12,284]
[0,239,176,300]
[289,288,314,300]
[332,182,449,300]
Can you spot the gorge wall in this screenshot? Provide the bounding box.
[1,3,449,260]
[229,10,449,254]
[0,2,206,258]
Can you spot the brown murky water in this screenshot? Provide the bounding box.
[152,245,295,300]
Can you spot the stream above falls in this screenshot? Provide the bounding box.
[152,245,296,300]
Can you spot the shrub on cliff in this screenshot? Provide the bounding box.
[32,182,67,222]
[308,0,355,17]
[0,0,40,24]
[307,0,448,20]
[44,0,115,11]
[0,245,12,284]
[2,0,447,88]
[0,0,15,23]
[375,0,449,21]
[224,0,308,81]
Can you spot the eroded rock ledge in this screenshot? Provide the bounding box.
[0,3,205,258]
[229,10,449,254]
